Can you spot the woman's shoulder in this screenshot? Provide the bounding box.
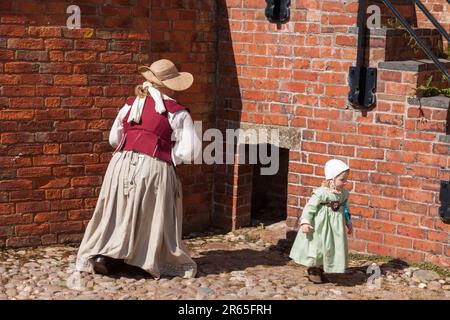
[165,100,190,114]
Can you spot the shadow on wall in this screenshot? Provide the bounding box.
[211,0,245,230]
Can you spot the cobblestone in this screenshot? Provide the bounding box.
[0,222,449,300]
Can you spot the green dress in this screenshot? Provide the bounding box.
[289,187,351,273]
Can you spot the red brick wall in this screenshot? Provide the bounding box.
[1,0,450,267]
[0,0,216,247]
[215,0,450,266]
[418,0,449,30]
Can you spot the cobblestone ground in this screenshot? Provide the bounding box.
[0,221,449,300]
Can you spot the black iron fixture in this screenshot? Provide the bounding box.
[381,0,450,83]
[347,0,377,110]
[348,0,450,110]
[265,0,291,24]
[439,181,450,223]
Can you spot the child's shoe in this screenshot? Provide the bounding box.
[307,267,324,284]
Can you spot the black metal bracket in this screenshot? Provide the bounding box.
[347,0,377,110]
[348,66,377,108]
[439,181,450,223]
[265,0,291,24]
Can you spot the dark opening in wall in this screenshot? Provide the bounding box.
[250,145,289,226]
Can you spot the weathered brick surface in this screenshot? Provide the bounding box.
[213,0,450,267]
[1,0,449,267]
[0,0,216,246]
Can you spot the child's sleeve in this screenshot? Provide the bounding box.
[343,200,352,226]
[299,191,322,225]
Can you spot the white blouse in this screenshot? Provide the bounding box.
[109,103,201,166]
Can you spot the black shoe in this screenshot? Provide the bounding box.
[92,255,121,275]
[307,267,324,284]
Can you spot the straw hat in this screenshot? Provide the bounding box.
[138,59,194,91]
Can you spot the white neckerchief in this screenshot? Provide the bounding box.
[127,81,172,123]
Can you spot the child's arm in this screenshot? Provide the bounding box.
[343,200,353,235]
[299,192,321,232]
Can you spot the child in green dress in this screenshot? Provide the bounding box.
[289,159,353,283]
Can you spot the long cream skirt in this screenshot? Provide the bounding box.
[75,150,197,279]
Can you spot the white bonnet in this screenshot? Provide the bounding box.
[324,159,350,180]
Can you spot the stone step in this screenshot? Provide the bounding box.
[349,27,444,65]
[407,95,450,109]
[379,59,450,88]
[379,59,450,72]
[368,0,418,27]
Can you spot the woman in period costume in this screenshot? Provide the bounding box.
[75,59,201,279]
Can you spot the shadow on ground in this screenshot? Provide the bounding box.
[324,258,410,287]
[193,247,290,276]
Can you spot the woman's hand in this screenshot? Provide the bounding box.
[346,223,353,235]
[300,223,314,234]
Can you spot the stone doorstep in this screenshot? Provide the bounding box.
[378,59,450,72]
[407,95,450,109]
[348,27,441,37]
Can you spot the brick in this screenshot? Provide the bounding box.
[4,62,39,73]
[355,229,383,243]
[368,219,397,233]
[0,25,27,36]
[64,51,97,61]
[54,75,87,85]
[397,225,426,239]
[71,176,102,187]
[6,236,41,248]
[370,173,397,186]
[74,40,107,50]
[406,166,438,179]
[17,167,51,178]
[15,224,50,236]
[398,201,428,214]
[45,190,61,200]
[349,159,376,170]
[50,221,83,233]
[395,248,424,263]
[328,145,354,157]
[384,234,413,249]
[99,52,132,63]
[8,38,43,49]
[413,240,442,254]
[62,188,95,199]
[34,212,67,223]
[51,200,83,211]
[0,180,33,191]
[52,166,84,177]
[85,164,108,175]
[60,143,92,154]
[367,243,396,257]
[0,214,33,226]
[28,26,61,38]
[16,201,51,213]
[3,86,36,97]
[0,226,13,237]
[427,230,448,242]
[0,203,14,215]
[1,132,34,144]
[39,63,72,74]
[357,148,384,159]
[377,162,405,175]
[58,233,84,244]
[404,190,434,204]
[301,142,327,153]
[67,154,99,165]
